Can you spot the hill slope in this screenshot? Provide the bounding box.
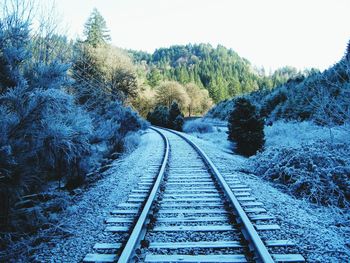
[207,44,348,124]
[130,44,303,103]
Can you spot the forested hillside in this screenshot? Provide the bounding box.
[207,44,349,125]
[130,44,311,103]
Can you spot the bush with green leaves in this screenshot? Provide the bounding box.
[228,98,265,156]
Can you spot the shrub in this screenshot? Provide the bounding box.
[260,88,287,119]
[94,101,148,152]
[173,115,184,131]
[168,101,184,131]
[206,99,234,120]
[228,98,265,156]
[147,105,169,127]
[183,119,214,133]
[122,132,141,153]
[248,141,350,208]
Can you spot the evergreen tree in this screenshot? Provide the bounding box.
[227,98,265,156]
[147,68,162,87]
[168,101,184,131]
[147,105,169,127]
[83,8,111,47]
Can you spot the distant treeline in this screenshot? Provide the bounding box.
[130,44,318,103]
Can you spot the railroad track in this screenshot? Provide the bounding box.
[84,127,305,263]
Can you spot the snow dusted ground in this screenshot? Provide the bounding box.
[32,129,164,262]
[182,126,350,262]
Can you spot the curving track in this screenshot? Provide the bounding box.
[84,127,305,263]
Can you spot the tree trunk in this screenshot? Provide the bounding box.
[0,190,9,229]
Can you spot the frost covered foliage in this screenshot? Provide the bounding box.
[0,87,92,183]
[248,142,350,208]
[206,99,234,120]
[247,121,350,208]
[183,119,214,133]
[258,45,350,125]
[93,101,148,153]
[0,7,147,243]
[0,16,93,230]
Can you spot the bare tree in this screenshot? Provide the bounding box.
[1,0,34,25]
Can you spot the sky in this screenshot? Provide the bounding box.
[51,0,349,71]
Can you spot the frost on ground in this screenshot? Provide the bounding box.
[27,130,163,262]
[183,121,350,262]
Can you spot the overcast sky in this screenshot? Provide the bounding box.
[52,0,349,71]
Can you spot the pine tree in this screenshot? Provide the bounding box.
[168,101,184,131]
[147,105,169,127]
[147,68,162,87]
[83,8,111,47]
[227,98,265,156]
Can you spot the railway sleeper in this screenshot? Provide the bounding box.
[144,253,305,263]
[83,253,117,262]
[148,239,296,249]
[153,224,236,232]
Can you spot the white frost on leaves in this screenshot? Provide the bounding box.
[32,130,163,262]
[183,124,350,262]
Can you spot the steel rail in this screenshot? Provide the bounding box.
[160,127,275,263]
[117,127,169,263]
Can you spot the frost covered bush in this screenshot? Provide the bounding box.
[122,132,141,153]
[0,84,93,227]
[264,121,349,148]
[0,14,92,195]
[0,12,89,231]
[94,101,148,152]
[206,99,234,120]
[248,141,350,208]
[0,5,147,256]
[183,119,214,133]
